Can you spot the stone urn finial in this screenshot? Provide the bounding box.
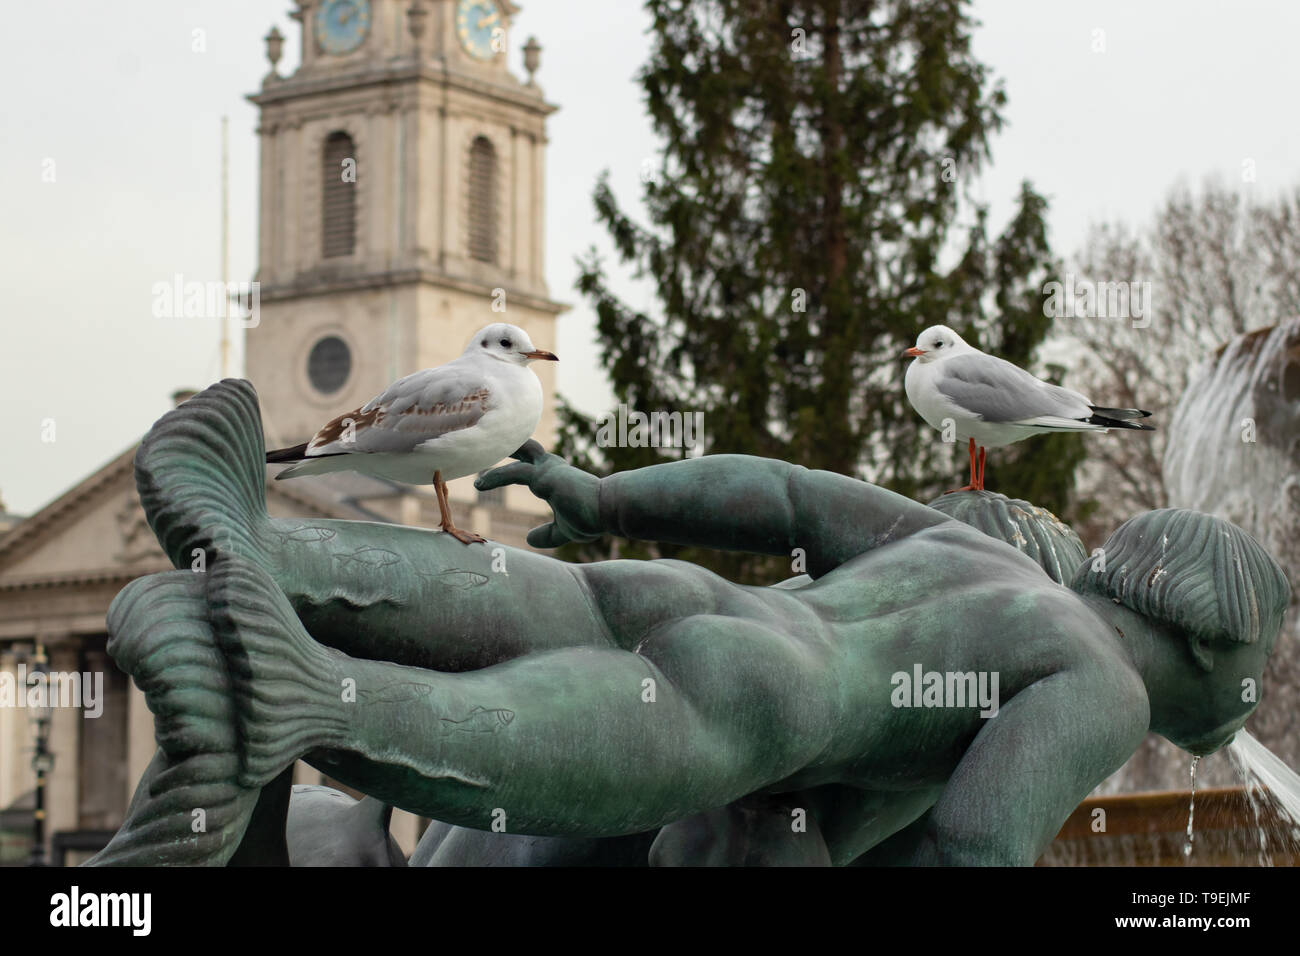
[408,1,429,52]
[523,36,541,85]
[265,26,284,77]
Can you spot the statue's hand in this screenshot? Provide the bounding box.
[474,441,603,548]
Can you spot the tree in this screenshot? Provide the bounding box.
[1062,177,1300,543]
[559,0,1084,579]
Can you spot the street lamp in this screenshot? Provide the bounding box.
[28,642,54,867]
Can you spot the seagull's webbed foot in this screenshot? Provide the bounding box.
[444,526,487,545]
[432,469,487,544]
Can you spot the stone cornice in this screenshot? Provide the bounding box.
[256,266,569,314]
[0,565,169,593]
[249,60,558,118]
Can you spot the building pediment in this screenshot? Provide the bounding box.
[0,443,367,593]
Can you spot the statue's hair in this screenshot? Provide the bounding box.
[1070,509,1290,648]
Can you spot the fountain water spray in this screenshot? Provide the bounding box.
[1228,729,1300,866]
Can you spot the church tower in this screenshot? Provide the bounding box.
[246,0,563,469]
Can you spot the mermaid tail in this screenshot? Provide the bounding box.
[90,381,351,864]
[134,379,273,574]
[86,573,258,865]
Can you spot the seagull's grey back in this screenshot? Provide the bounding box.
[934,353,1092,423]
[338,360,496,454]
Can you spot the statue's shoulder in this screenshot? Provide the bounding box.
[1023,589,1148,701]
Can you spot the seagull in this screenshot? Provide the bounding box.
[265,322,558,543]
[904,325,1153,493]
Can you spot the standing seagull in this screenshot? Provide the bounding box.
[266,322,557,543]
[904,325,1153,493]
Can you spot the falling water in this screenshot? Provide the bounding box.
[1244,777,1271,867]
[1228,730,1300,866]
[1183,755,1199,859]
[1161,320,1300,790]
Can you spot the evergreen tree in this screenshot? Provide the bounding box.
[559,0,1086,579]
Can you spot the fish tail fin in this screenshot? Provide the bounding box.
[135,379,274,572]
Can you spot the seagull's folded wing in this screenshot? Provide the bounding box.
[934,353,1093,424]
[306,365,493,455]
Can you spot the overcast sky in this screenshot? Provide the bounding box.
[3,0,1298,516]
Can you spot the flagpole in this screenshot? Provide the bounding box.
[220,115,230,378]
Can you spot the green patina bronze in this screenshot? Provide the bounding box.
[86,380,1290,867]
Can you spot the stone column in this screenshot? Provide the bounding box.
[0,647,24,814]
[286,120,305,279]
[402,102,422,266]
[126,682,155,805]
[512,124,522,280]
[46,642,81,849]
[257,121,276,282]
[531,131,544,287]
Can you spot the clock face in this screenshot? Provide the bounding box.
[316,0,372,56]
[457,0,503,61]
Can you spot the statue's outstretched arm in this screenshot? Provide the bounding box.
[479,442,949,576]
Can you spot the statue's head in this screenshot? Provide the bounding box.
[1070,509,1291,755]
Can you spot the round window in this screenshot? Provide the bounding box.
[307,335,351,394]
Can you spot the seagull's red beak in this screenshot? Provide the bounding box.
[524,350,559,361]
[904,347,926,358]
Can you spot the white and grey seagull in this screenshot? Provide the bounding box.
[904,324,1153,493]
[266,322,558,543]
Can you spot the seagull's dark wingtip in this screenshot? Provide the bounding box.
[265,442,309,464]
[1089,414,1156,431]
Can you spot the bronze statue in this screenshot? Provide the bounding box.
[88,380,1289,866]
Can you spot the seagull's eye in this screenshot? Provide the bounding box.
[933,341,944,349]
[499,338,513,348]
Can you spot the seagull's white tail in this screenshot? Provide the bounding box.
[275,454,359,480]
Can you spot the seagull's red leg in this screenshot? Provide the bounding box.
[976,446,986,491]
[944,438,979,494]
[433,470,486,545]
[432,471,452,526]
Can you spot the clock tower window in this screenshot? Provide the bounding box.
[467,136,499,264]
[322,131,357,259]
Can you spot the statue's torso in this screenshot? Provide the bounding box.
[738,524,1141,788]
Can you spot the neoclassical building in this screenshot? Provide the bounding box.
[0,0,564,864]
